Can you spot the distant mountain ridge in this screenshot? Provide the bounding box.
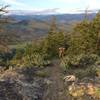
[1,13,96,44]
[7,9,99,15]
[8,13,96,23]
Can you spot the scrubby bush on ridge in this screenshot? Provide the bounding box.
[60,54,100,72]
[60,12,100,73]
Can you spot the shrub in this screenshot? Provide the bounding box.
[11,53,50,68]
[0,51,14,67]
[75,65,96,79]
[60,54,100,72]
[94,88,100,99]
[31,53,50,67]
[10,42,51,68]
[60,56,70,72]
[35,70,49,77]
[96,66,100,77]
[79,54,100,66]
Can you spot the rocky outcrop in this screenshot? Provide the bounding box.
[64,75,100,100]
[0,67,46,100]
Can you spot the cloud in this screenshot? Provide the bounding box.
[54,0,81,3]
[2,0,24,6]
[1,0,100,13]
[2,0,33,10]
[87,0,100,9]
[54,0,100,13]
[55,0,100,9]
[53,0,83,5]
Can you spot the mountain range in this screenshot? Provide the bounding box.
[1,13,96,44]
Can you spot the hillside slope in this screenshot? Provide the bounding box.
[0,13,96,44]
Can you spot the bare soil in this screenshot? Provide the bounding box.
[42,60,68,100]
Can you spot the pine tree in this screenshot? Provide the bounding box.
[91,11,100,54]
[42,16,66,57]
[67,11,100,55]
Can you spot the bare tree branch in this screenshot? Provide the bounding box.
[0,5,9,13]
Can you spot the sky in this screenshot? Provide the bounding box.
[1,0,100,13]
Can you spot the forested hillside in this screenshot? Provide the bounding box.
[0,13,96,44]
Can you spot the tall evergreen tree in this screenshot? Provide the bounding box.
[43,16,66,57]
[67,11,100,55]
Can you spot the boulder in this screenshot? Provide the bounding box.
[63,75,76,82]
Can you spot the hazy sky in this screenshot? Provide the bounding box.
[1,0,100,13]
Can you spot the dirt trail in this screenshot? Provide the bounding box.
[43,60,67,100]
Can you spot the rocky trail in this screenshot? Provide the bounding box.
[42,60,68,100]
[0,60,69,100]
[0,60,99,100]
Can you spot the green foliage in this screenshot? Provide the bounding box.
[30,53,50,67]
[0,51,14,67]
[23,43,50,67]
[67,22,96,54]
[60,56,70,72]
[14,49,24,60]
[0,56,5,66]
[78,54,100,66]
[96,66,100,76]
[10,42,50,67]
[1,11,100,72]
[67,12,100,55]
[60,11,100,74]
[35,70,49,77]
[41,16,67,58]
[95,88,100,96]
[43,31,66,57]
[60,54,100,71]
[75,65,96,79]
